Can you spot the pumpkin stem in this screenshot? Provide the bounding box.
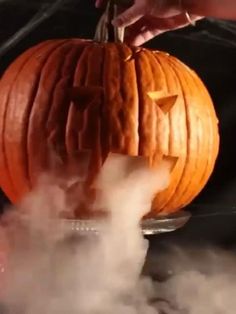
[94,0,126,43]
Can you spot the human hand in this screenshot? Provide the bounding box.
[95,0,203,46]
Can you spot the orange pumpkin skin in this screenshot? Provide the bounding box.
[0,39,219,217]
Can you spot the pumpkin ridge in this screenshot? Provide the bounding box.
[185,70,219,202]
[0,42,48,202]
[102,44,122,156]
[81,44,105,184]
[117,44,139,156]
[177,64,209,205]
[117,44,127,147]
[45,44,82,174]
[133,49,156,158]
[120,46,140,156]
[155,56,191,213]
[26,41,69,184]
[144,50,165,166]
[132,48,145,157]
[150,53,186,213]
[4,41,67,201]
[73,45,92,155]
[201,80,220,172]
[160,58,201,212]
[73,45,91,90]
[167,60,202,209]
[167,58,214,207]
[27,42,74,186]
[65,43,92,160]
[99,44,110,164]
[146,52,171,210]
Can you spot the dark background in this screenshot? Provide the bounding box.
[0,0,236,252]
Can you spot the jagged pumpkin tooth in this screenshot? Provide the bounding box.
[70,86,103,110]
[162,155,179,173]
[147,91,178,114]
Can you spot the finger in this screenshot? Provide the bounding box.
[95,0,106,8]
[124,17,164,46]
[156,12,203,30]
[126,28,163,46]
[112,4,144,27]
[125,13,201,46]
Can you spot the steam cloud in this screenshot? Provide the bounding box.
[150,245,236,314]
[0,154,170,314]
[0,153,234,314]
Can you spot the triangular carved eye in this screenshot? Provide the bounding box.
[162,155,179,172]
[70,86,104,111]
[147,91,178,114]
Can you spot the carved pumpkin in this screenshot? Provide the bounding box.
[0,4,219,218]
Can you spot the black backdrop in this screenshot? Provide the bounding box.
[0,0,236,248]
